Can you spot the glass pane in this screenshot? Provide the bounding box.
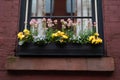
[31,0,44,17]
[76,0,92,17]
[30,19,46,38]
[31,0,92,17]
[76,18,93,36]
[31,0,37,17]
[31,0,54,17]
[66,0,76,13]
[44,0,54,16]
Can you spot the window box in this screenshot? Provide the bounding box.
[16,43,104,57]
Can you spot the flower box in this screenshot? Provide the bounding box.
[16,43,104,57]
[17,18,104,57]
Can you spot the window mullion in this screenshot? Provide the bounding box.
[50,0,53,18]
[81,0,83,31]
[71,0,73,19]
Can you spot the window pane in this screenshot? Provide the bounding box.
[76,19,93,36]
[77,0,92,17]
[44,0,54,16]
[31,0,92,17]
[31,0,44,17]
[31,0,54,17]
[66,0,76,13]
[31,0,37,17]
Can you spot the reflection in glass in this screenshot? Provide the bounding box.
[66,0,76,13]
[31,0,92,17]
[31,0,54,17]
[77,0,92,17]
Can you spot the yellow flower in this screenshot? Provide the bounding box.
[95,39,99,44]
[51,31,68,43]
[89,32,102,44]
[61,32,65,35]
[23,29,30,35]
[57,31,62,36]
[60,39,64,43]
[97,38,102,43]
[89,36,95,41]
[93,38,102,44]
[52,33,58,38]
[17,32,23,37]
[62,35,68,39]
[94,33,99,37]
[57,31,61,33]
[52,33,55,38]
[17,32,25,40]
[54,33,58,37]
[91,39,96,44]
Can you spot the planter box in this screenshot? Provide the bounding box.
[16,43,104,57]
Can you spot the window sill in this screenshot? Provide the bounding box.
[6,57,114,71]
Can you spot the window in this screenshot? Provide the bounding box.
[17,0,104,57]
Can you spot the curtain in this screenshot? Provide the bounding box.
[76,0,92,36]
[45,0,54,14]
[66,0,76,13]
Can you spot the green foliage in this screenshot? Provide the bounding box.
[33,37,47,46]
[79,29,94,44]
[45,28,55,43]
[18,34,33,46]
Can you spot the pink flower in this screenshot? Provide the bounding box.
[72,23,77,26]
[77,20,81,25]
[54,20,57,24]
[30,21,34,25]
[47,18,52,23]
[48,23,53,28]
[68,20,73,26]
[64,21,67,25]
[67,23,71,27]
[93,22,96,26]
[30,19,37,25]
[42,18,46,22]
[52,24,54,26]
[29,19,39,27]
[32,19,37,23]
[36,21,40,24]
[62,25,66,29]
[67,18,71,22]
[68,20,73,24]
[60,19,64,23]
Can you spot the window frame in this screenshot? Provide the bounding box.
[17,0,104,57]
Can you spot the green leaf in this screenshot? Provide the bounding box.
[18,41,25,46]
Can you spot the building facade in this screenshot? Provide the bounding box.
[0,0,120,80]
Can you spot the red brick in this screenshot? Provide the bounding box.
[109,39,120,56]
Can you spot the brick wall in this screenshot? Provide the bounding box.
[0,0,19,70]
[0,0,120,80]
